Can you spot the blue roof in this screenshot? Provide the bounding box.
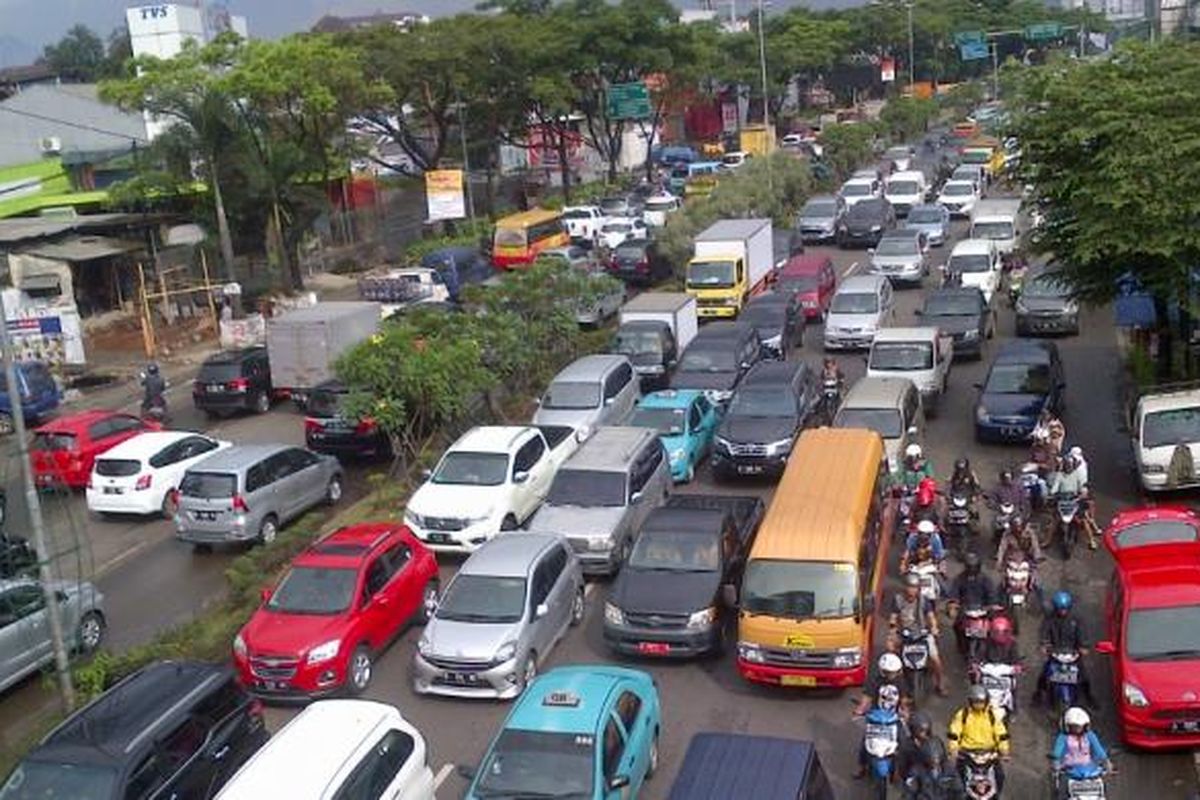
[668,734,821,800]
[639,389,704,410]
[994,339,1056,364]
[505,666,652,734]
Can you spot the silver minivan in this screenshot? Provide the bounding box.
[528,426,670,575]
[532,354,639,437]
[412,533,583,699]
[0,578,105,694]
[174,444,343,549]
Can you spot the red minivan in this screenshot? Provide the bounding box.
[776,255,837,321]
[32,410,160,489]
[233,522,439,699]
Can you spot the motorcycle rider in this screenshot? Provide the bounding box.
[140,362,167,418]
[1067,445,1100,548]
[901,519,947,574]
[1048,451,1094,549]
[995,514,1044,564]
[1051,707,1113,793]
[820,357,846,395]
[1035,591,1096,708]
[1029,428,1057,475]
[946,552,999,658]
[853,652,909,779]
[1035,408,1066,455]
[950,457,982,499]
[888,571,948,696]
[977,615,1024,717]
[913,477,944,526]
[988,468,1031,521]
[897,711,956,798]
[947,684,1010,795]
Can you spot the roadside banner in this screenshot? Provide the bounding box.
[425,169,465,221]
[880,57,896,83]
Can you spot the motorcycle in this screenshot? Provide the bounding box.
[976,661,1020,723]
[895,486,918,537]
[908,560,941,605]
[1002,556,1033,635]
[1053,762,1107,799]
[1051,493,1082,560]
[818,377,840,425]
[960,606,991,665]
[862,689,902,800]
[946,490,975,557]
[900,627,932,703]
[1046,650,1082,715]
[992,501,1016,547]
[1019,462,1046,510]
[960,749,1002,800]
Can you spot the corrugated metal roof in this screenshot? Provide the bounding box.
[25,235,140,262]
[0,213,160,245]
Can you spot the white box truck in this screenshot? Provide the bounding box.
[969,199,1023,255]
[614,293,699,385]
[686,219,774,319]
[266,301,381,408]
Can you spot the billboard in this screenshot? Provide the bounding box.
[424,170,465,221]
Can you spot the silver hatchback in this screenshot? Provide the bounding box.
[412,533,584,699]
[174,444,343,549]
[0,578,105,694]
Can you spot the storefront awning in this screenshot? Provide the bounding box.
[23,235,141,262]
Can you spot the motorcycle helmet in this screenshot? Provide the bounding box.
[989,615,1014,644]
[823,357,837,369]
[916,519,937,536]
[1052,590,1074,614]
[963,551,982,575]
[917,477,937,506]
[967,684,988,707]
[1063,706,1090,732]
[954,457,969,473]
[146,362,160,376]
[905,443,923,462]
[904,572,922,589]
[878,652,902,676]
[910,711,933,738]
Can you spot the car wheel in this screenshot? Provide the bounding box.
[253,391,271,414]
[417,579,440,624]
[348,645,372,694]
[160,490,178,519]
[520,653,538,690]
[570,587,586,627]
[647,732,660,778]
[0,414,13,436]
[77,611,105,654]
[500,514,519,532]
[258,515,279,545]
[325,476,343,505]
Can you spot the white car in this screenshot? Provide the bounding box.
[937,179,981,217]
[945,239,1001,304]
[823,274,896,351]
[883,170,929,217]
[641,193,680,227]
[721,150,750,170]
[1132,388,1200,492]
[867,327,954,409]
[86,431,230,517]
[598,217,647,249]
[885,145,915,172]
[562,205,605,244]
[840,177,882,208]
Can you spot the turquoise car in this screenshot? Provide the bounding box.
[464,665,662,800]
[629,389,720,483]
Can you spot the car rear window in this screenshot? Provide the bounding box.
[94,459,141,477]
[180,471,236,499]
[197,362,243,383]
[32,432,76,452]
[307,388,345,418]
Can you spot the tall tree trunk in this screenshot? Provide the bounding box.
[208,157,241,315]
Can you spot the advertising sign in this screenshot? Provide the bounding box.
[880,57,896,83]
[424,170,465,221]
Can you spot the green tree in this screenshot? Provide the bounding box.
[41,24,105,82]
[101,26,133,79]
[818,123,877,182]
[879,97,937,142]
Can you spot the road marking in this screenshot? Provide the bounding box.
[434,763,454,789]
[95,537,157,578]
[842,261,859,279]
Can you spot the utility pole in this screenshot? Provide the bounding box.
[756,0,773,192]
[454,90,477,229]
[907,2,915,88]
[0,305,74,712]
[991,40,1000,100]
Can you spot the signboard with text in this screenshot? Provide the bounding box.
[424,170,465,221]
[607,82,652,121]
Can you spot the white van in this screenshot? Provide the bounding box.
[215,700,435,800]
[883,170,929,217]
[945,239,1001,305]
[1131,386,1200,492]
[969,199,1022,255]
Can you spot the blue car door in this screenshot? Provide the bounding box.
[614,690,654,795]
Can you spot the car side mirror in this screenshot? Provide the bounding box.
[740,361,752,369]
[420,468,433,480]
[457,764,477,781]
[1095,640,1116,655]
[535,602,549,619]
[630,491,643,504]
[513,471,529,484]
[604,396,616,406]
[722,583,738,608]
[867,247,875,255]
[907,426,919,436]
[608,775,631,791]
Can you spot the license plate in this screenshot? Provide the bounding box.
[949,510,969,523]
[195,511,217,521]
[1172,720,1200,733]
[781,675,816,687]
[428,533,449,544]
[1010,593,1025,605]
[737,465,764,475]
[1050,664,1079,684]
[103,487,121,495]
[259,680,289,691]
[444,672,477,685]
[638,642,670,655]
[207,383,223,392]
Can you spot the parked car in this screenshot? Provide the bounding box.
[604,495,763,658]
[86,431,230,517]
[2,661,266,799]
[738,293,805,358]
[599,217,647,250]
[974,339,1066,443]
[0,576,105,694]
[629,389,720,483]
[946,238,1002,305]
[420,245,493,300]
[174,444,343,549]
[0,361,59,435]
[642,194,681,227]
[904,203,952,247]
[669,322,763,404]
[32,410,160,489]
[823,274,895,351]
[215,700,435,800]
[405,425,578,552]
[573,273,626,327]
[775,254,836,321]
[866,327,954,411]
[833,376,925,471]
[233,522,437,699]
[713,361,819,478]
[1015,266,1080,336]
[794,194,846,243]
[533,354,640,436]
[917,287,994,358]
[462,666,662,800]
[562,205,606,245]
[937,178,982,217]
[838,197,896,248]
[1128,386,1200,493]
[193,346,274,417]
[868,229,929,285]
[414,533,583,699]
[607,238,673,285]
[839,176,882,208]
[667,734,835,800]
[304,380,392,459]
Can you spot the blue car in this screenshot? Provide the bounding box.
[464,665,662,800]
[0,360,59,433]
[974,340,1065,443]
[629,389,720,483]
[904,203,952,247]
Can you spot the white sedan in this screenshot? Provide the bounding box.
[598,217,647,250]
[86,431,230,517]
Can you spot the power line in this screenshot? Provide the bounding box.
[0,103,148,144]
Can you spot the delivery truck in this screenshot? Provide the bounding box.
[686,219,774,319]
[969,198,1023,255]
[266,301,381,409]
[612,293,699,386]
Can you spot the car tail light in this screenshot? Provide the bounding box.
[636,259,649,273]
[135,474,152,491]
[355,417,377,435]
[227,378,250,393]
[168,488,181,507]
[232,494,249,513]
[86,473,94,489]
[304,417,323,434]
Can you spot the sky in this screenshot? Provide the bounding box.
[0,0,862,67]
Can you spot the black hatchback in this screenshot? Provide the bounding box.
[304,380,393,459]
[838,197,897,248]
[192,347,273,418]
[1,661,266,800]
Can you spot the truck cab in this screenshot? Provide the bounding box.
[969,199,1022,256]
[866,327,953,411]
[687,219,774,319]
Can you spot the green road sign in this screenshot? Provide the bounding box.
[1025,22,1064,41]
[607,82,651,121]
[960,42,989,61]
[954,31,985,46]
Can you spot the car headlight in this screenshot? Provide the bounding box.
[737,642,765,663]
[1142,463,1166,474]
[832,647,863,668]
[766,437,793,455]
[670,448,686,464]
[417,637,434,657]
[724,297,740,306]
[404,508,423,528]
[1014,300,1028,314]
[975,406,990,423]
[306,638,341,665]
[962,329,979,340]
[870,225,882,232]
[686,607,718,629]
[493,640,518,664]
[1064,303,1079,315]
[233,633,247,659]
[715,436,733,452]
[604,602,625,626]
[1123,681,1150,708]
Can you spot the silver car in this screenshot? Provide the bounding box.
[0,578,105,694]
[532,354,639,437]
[413,533,583,699]
[574,273,626,327]
[174,444,343,548]
[869,229,929,285]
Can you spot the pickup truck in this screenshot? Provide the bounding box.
[866,327,953,412]
[403,424,579,553]
[561,205,605,245]
[602,494,765,658]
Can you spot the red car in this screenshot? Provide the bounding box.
[775,254,836,321]
[1097,505,1200,749]
[32,410,161,489]
[233,522,439,699]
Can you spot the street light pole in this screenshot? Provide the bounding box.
[907,2,915,88]
[454,90,477,229]
[756,0,773,192]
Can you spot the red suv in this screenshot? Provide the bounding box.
[1097,505,1200,749]
[32,410,161,489]
[233,522,439,699]
[775,255,836,320]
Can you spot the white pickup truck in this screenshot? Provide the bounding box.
[1129,384,1200,492]
[403,425,580,552]
[866,327,954,411]
[562,206,606,245]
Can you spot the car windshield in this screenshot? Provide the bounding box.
[907,207,945,224]
[973,222,1014,240]
[475,730,594,799]
[739,304,784,329]
[1024,275,1070,298]
[600,199,627,213]
[494,228,527,248]
[629,531,720,571]
[943,183,975,196]
[644,198,675,211]
[830,292,878,314]
[1112,520,1199,548]
[949,254,992,273]
[196,362,243,383]
[688,260,736,288]
[629,406,687,435]
[602,223,631,233]
[962,149,991,164]
[432,452,509,486]
[562,209,593,220]
[542,381,600,410]
[834,408,904,438]
[1126,605,1200,661]
[887,180,919,195]
[779,274,820,292]
[802,200,837,217]
[870,342,933,371]
[678,346,735,373]
[613,330,663,356]
[1142,407,1200,449]
[842,182,872,196]
[546,469,626,507]
[742,559,859,619]
[0,762,118,800]
[728,388,797,418]
[614,244,647,260]
[985,363,1052,394]
[94,458,141,477]
[924,294,980,315]
[875,239,920,257]
[179,471,235,499]
[267,566,357,615]
[437,575,526,624]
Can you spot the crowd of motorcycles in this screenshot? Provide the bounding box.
[852,413,1113,799]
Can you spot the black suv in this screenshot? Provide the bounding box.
[712,360,819,478]
[2,661,266,800]
[304,380,393,459]
[192,347,273,418]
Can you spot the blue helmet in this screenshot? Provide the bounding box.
[1052,590,1074,612]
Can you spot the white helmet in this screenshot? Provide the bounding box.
[878,652,902,674]
[1063,707,1090,729]
[917,519,937,535]
[1069,446,1083,460]
[904,443,923,460]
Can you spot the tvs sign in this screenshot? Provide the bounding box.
[137,5,171,20]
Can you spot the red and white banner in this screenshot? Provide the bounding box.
[880,57,896,83]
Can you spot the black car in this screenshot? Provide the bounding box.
[4,661,267,800]
[304,380,393,459]
[668,733,835,800]
[669,322,762,404]
[712,360,819,478]
[838,197,897,248]
[917,287,995,358]
[611,320,679,389]
[603,495,764,658]
[608,238,672,285]
[419,246,493,301]
[739,292,805,358]
[974,339,1066,443]
[192,346,273,418]
[1015,266,1080,336]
